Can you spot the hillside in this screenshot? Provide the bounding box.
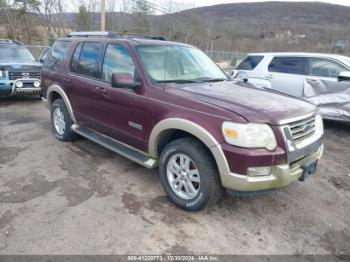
[1,1,350,54]
[175,1,350,52]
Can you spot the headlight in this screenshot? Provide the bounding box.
[222,122,277,151]
[16,81,23,88]
[315,114,324,137]
[33,80,41,88]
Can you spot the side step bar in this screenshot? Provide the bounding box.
[71,124,158,169]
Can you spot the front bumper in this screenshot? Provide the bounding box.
[0,78,41,96]
[220,142,323,192]
[11,78,41,95]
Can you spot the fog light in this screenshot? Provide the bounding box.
[34,80,40,88]
[247,167,272,177]
[16,81,23,88]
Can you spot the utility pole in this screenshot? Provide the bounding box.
[101,0,106,31]
[210,35,221,53]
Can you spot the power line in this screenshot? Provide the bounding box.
[131,0,214,30]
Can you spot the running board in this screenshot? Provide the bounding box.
[71,124,158,169]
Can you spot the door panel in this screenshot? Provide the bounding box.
[268,72,305,97]
[67,42,102,128]
[303,57,350,120]
[304,57,350,97]
[93,43,150,151]
[67,75,100,128]
[267,56,307,97]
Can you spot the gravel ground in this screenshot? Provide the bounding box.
[0,97,349,255]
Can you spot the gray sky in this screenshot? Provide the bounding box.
[186,0,350,7]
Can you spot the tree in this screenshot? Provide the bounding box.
[0,0,40,42]
[26,0,68,43]
[75,4,91,31]
[132,0,153,34]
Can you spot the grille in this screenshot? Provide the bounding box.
[288,115,316,143]
[9,71,41,80]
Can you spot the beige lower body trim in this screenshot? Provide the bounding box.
[148,118,232,176]
[46,84,77,123]
[221,144,324,192]
[42,97,48,108]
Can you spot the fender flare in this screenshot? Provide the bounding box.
[148,118,230,176]
[46,84,77,123]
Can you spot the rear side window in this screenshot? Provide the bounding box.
[237,56,263,70]
[71,42,101,78]
[44,41,70,71]
[268,57,307,75]
[70,42,83,73]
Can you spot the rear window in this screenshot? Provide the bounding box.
[237,56,264,70]
[44,41,70,71]
[268,57,307,75]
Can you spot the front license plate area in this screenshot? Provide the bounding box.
[299,160,318,182]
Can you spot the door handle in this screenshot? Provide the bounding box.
[265,74,274,79]
[306,79,319,84]
[63,77,71,83]
[96,86,107,94]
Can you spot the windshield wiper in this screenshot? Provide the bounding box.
[206,78,227,82]
[194,77,227,82]
[156,79,199,84]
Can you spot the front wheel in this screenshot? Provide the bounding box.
[159,137,222,211]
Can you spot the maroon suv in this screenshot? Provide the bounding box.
[41,32,324,211]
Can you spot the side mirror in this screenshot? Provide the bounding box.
[111,73,141,89]
[231,70,238,78]
[338,71,350,82]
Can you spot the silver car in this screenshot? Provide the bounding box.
[232,52,350,122]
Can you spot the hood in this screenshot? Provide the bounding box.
[0,61,42,71]
[166,81,316,125]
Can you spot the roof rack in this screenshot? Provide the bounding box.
[121,32,168,41]
[67,31,120,38]
[66,31,167,41]
[0,39,23,45]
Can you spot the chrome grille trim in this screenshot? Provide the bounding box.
[9,71,41,80]
[278,112,316,125]
[287,115,316,143]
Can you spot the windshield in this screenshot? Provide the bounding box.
[342,56,350,67]
[136,45,228,83]
[0,46,36,61]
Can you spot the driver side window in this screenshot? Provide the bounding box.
[101,44,135,82]
[308,58,347,78]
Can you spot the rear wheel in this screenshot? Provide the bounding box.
[51,98,78,142]
[159,137,222,211]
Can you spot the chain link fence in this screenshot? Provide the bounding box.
[26,45,49,59]
[205,51,246,72]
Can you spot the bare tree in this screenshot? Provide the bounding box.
[0,0,25,40]
[0,0,40,42]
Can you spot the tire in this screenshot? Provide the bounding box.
[159,137,222,211]
[51,98,78,142]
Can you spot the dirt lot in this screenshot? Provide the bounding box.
[0,97,349,255]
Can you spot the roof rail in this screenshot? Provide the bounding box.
[67,31,120,38]
[66,31,167,41]
[121,32,167,41]
[0,39,23,45]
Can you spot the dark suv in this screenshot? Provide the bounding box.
[41,32,324,211]
[0,39,42,97]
